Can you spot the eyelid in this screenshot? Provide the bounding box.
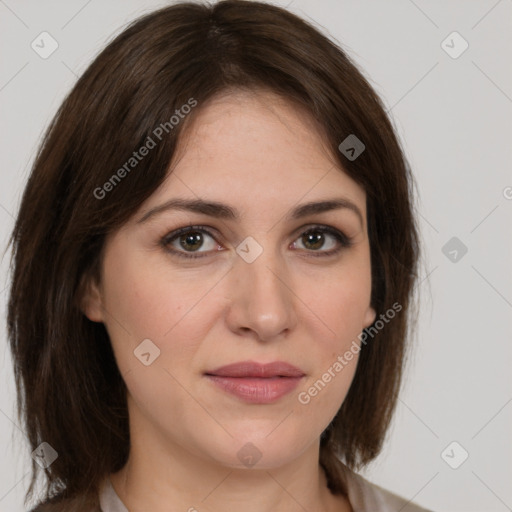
[160,223,353,260]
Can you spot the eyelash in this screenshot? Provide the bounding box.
[160,224,353,260]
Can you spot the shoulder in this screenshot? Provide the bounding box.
[28,488,101,512]
[335,462,434,512]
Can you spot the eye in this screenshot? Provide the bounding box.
[291,226,352,257]
[161,226,221,259]
[160,224,352,260]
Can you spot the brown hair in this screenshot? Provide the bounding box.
[7,0,419,509]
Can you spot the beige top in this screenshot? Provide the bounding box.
[98,466,433,512]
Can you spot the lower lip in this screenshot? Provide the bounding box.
[206,375,303,404]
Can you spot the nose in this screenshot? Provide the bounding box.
[224,241,298,342]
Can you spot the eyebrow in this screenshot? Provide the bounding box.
[137,197,364,226]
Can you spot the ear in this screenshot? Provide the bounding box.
[363,305,376,329]
[78,272,104,323]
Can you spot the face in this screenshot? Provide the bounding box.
[82,89,376,470]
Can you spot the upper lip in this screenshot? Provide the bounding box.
[205,361,305,378]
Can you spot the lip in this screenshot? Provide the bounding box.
[205,361,305,404]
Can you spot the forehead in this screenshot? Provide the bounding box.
[146,89,366,218]
[176,89,335,171]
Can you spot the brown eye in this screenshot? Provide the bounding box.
[178,232,205,252]
[301,231,330,250]
[161,226,220,259]
[292,226,350,256]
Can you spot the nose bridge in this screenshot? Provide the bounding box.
[228,234,296,339]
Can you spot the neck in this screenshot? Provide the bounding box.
[110,403,352,512]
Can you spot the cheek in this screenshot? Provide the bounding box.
[300,264,372,345]
[295,317,361,441]
[293,267,370,418]
[99,255,222,436]
[100,248,222,372]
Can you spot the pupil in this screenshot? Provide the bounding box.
[181,232,202,251]
[304,232,323,250]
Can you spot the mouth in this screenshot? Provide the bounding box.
[204,361,306,404]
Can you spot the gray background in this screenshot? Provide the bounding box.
[1,0,511,510]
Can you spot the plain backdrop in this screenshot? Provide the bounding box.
[0,1,511,511]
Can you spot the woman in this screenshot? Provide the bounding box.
[7,1,429,510]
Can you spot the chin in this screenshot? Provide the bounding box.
[195,424,317,471]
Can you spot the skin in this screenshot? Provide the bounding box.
[81,89,376,512]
